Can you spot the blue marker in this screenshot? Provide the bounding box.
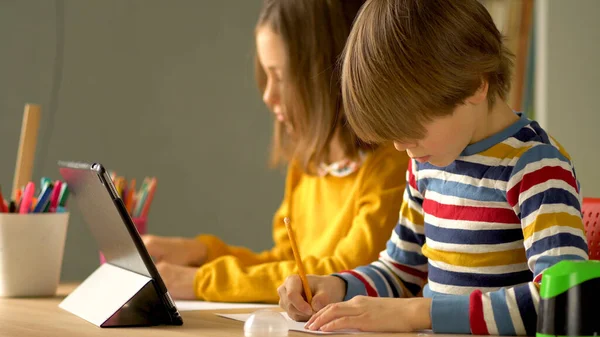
[33,182,54,213]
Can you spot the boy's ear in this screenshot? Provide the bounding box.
[466,79,489,105]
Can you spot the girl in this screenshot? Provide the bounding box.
[142,0,409,303]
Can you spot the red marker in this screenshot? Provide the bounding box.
[0,186,7,213]
[49,180,63,212]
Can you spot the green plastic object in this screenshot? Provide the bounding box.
[537,260,600,337]
[539,260,600,299]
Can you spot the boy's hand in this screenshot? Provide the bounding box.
[141,235,207,266]
[306,296,432,333]
[155,262,197,300]
[278,275,346,322]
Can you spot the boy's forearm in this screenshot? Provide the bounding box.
[408,297,432,331]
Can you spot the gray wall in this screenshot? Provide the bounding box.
[1,0,284,281]
[535,0,600,197]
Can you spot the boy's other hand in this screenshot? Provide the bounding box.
[305,296,432,333]
[278,275,346,322]
[141,235,207,267]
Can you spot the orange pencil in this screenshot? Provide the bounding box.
[284,217,313,304]
[125,179,136,214]
[121,179,127,198]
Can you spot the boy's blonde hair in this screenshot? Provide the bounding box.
[255,0,369,173]
[342,0,514,144]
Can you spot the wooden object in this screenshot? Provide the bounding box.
[12,104,41,200]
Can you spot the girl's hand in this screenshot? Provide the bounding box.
[155,262,197,300]
[306,296,432,333]
[278,275,347,322]
[142,235,207,266]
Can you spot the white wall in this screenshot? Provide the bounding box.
[536,0,600,197]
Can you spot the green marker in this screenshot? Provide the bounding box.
[537,260,600,337]
[58,183,69,207]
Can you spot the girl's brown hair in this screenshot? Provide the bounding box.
[255,0,369,173]
[342,0,514,144]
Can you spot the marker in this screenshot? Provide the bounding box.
[41,177,51,188]
[33,182,54,213]
[14,189,22,204]
[0,185,7,213]
[19,182,35,214]
[49,180,62,212]
[58,183,69,207]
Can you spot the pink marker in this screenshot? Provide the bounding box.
[19,182,35,214]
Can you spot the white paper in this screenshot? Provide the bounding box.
[217,312,368,335]
[174,300,278,311]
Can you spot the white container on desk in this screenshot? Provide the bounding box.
[0,212,69,297]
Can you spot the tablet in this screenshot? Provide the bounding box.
[58,161,183,327]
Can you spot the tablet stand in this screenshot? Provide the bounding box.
[59,263,173,327]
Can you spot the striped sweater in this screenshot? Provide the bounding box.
[336,113,589,335]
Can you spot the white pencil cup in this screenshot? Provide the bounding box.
[0,213,69,297]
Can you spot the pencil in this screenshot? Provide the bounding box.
[125,179,136,214]
[140,178,157,218]
[284,217,313,304]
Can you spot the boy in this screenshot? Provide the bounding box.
[277,0,589,335]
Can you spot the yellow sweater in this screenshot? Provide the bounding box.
[194,144,408,303]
